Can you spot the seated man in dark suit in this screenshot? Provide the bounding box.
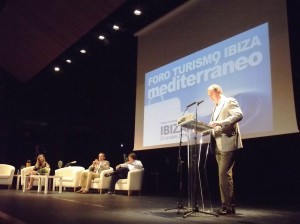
[105,152,143,194]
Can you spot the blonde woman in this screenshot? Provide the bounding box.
[27,154,50,190]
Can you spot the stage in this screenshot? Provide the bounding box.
[0,189,299,224]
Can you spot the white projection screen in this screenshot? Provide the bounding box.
[134,0,298,151]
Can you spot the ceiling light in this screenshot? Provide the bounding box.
[134,10,142,15]
[66,59,72,63]
[80,49,86,54]
[54,66,60,72]
[113,25,119,30]
[98,35,105,40]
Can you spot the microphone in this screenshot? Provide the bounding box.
[186,101,197,108]
[197,100,204,105]
[64,161,77,167]
[186,100,204,108]
[123,154,127,163]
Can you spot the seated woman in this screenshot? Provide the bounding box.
[26,154,50,190]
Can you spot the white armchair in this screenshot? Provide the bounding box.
[54,166,85,192]
[90,167,114,194]
[0,164,15,188]
[20,166,50,190]
[115,168,144,196]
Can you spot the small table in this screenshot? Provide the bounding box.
[48,175,63,194]
[13,174,21,190]
[23,175,63,194]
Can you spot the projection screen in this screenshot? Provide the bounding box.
[134,0,298,150]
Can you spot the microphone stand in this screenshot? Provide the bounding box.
[165,108,189,214]
[164,125,187,213]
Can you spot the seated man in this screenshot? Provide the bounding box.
[76,152,110,194]
[105,152,143,194]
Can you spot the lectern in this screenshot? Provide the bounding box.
[177,115,217,217]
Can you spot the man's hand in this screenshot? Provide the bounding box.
[214,125,222,135]
[210,121,222,127]
[92,159,98,166]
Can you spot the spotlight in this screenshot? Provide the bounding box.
[134,9,142,16]
[113,25,119,30]
[54,66,60,72]
[80,49,86,54]
[66,59,72,63]
[98,35,105,40]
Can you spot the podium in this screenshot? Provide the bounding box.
[177,116,212,134]
[177,116,217,217]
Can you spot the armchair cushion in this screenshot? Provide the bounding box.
[117,179,127,184]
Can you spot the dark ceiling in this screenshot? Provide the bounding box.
[0,0,188,81]
[0,0,127,82]
[0,0,187,82]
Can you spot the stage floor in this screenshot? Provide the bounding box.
[0,189,299,224]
